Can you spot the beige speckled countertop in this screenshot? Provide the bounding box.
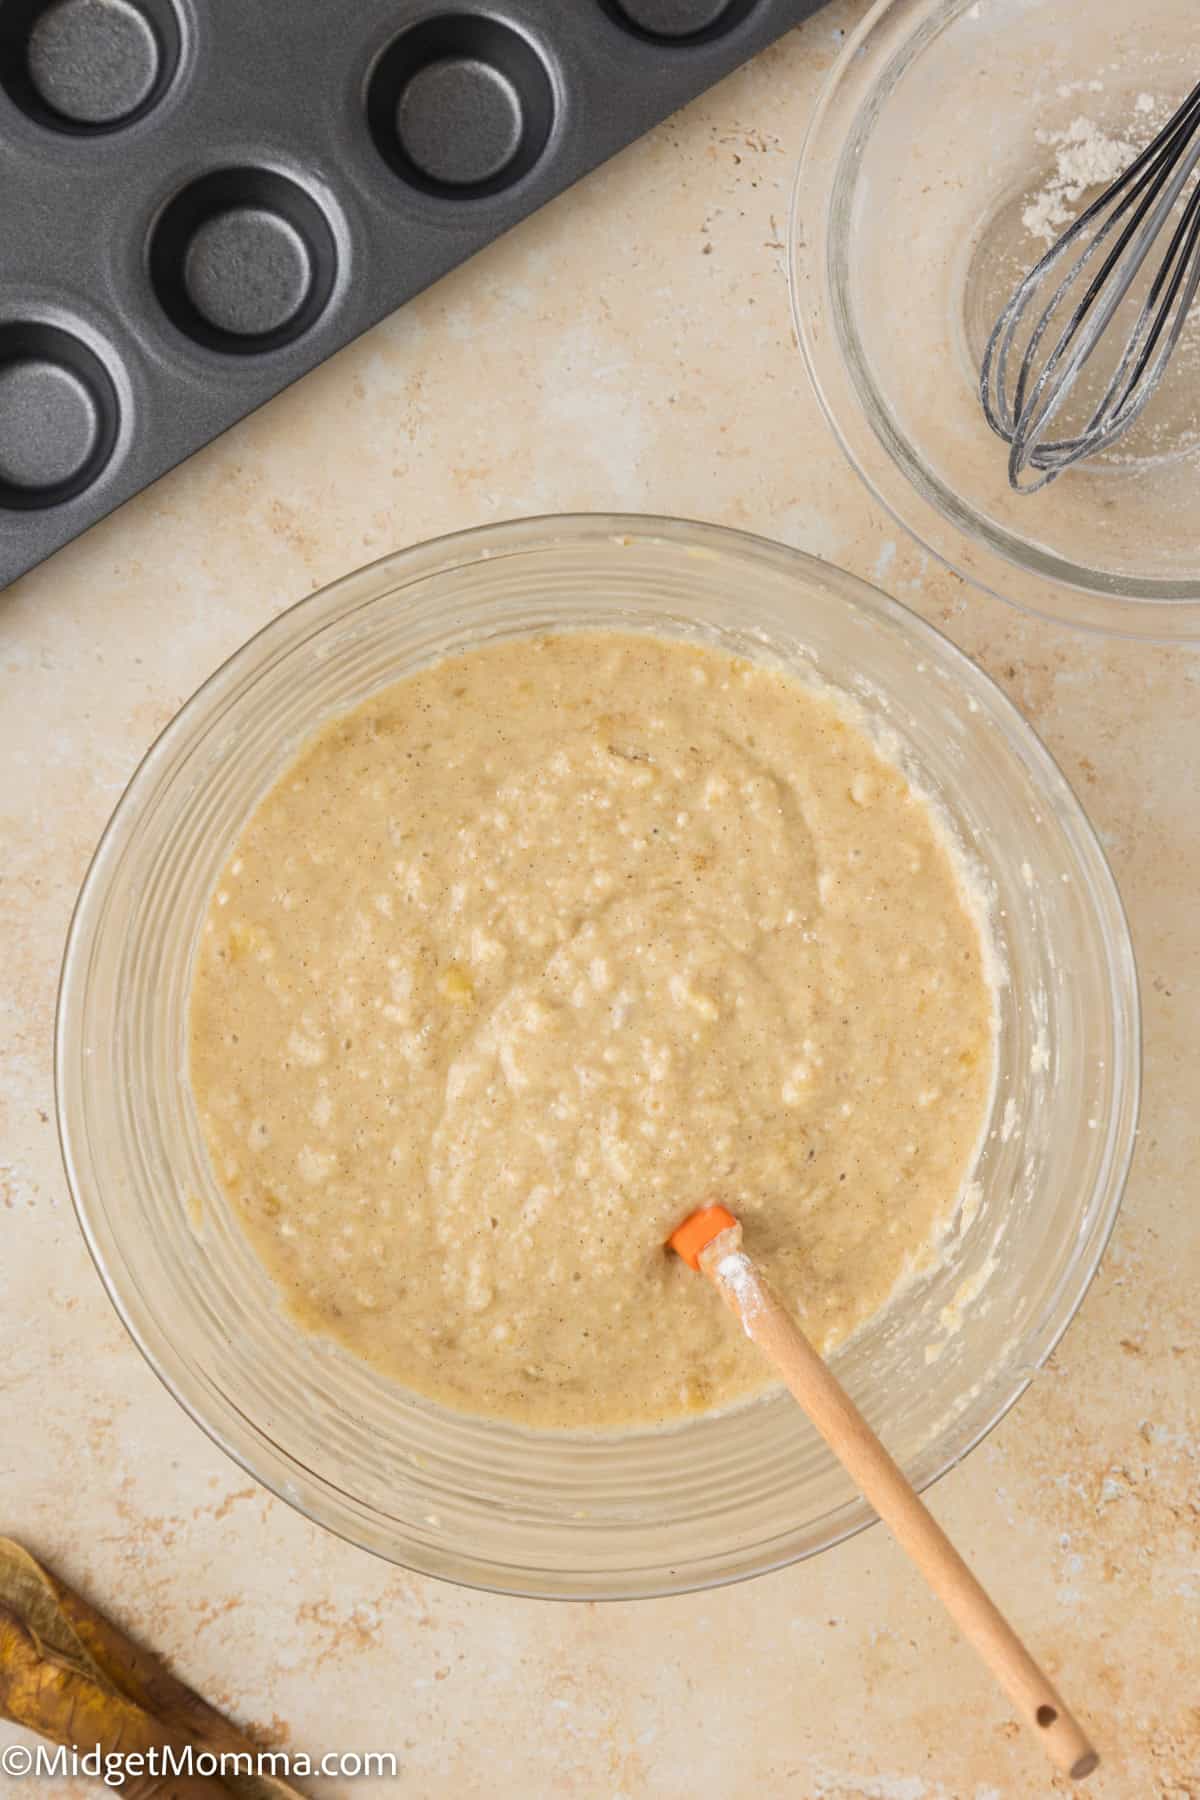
[3,5,1198,1796]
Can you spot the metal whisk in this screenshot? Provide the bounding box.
[982,78,1200,491]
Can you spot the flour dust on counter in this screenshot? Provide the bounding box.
[189,632,994,1429]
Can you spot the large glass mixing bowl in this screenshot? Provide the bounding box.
[56,515,1139,1598]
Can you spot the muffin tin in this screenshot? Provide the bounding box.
[0,0,822,587]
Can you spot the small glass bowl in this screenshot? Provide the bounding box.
[791,0,1200,641]
[56,515,1139,1598]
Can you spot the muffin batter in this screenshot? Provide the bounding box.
[189,632,993,1428]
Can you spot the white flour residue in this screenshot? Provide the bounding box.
[954,1178,983,1237]
[1022,115,1138,245]
[713,1248,766,1337]
[999,1096,1019,1143]
[924,1246,1001,1365]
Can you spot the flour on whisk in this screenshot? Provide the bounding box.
[1022,115,1139,245]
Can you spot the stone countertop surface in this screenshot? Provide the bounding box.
[2,4,1197,1796]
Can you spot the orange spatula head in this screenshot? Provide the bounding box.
[667,1204,738,1270]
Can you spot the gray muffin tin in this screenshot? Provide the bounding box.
[0,0,823,587]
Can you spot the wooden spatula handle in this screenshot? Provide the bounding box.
[699,1228,1098,1782]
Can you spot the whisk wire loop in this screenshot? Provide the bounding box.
[981,78,1200,489]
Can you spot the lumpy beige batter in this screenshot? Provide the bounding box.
[190,633,993,1428]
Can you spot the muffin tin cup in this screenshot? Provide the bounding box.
[148,166,341,356]
[0,0,185,134]
[0,319,121,509]
[366,14,558,200]
[0,0,825,586]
